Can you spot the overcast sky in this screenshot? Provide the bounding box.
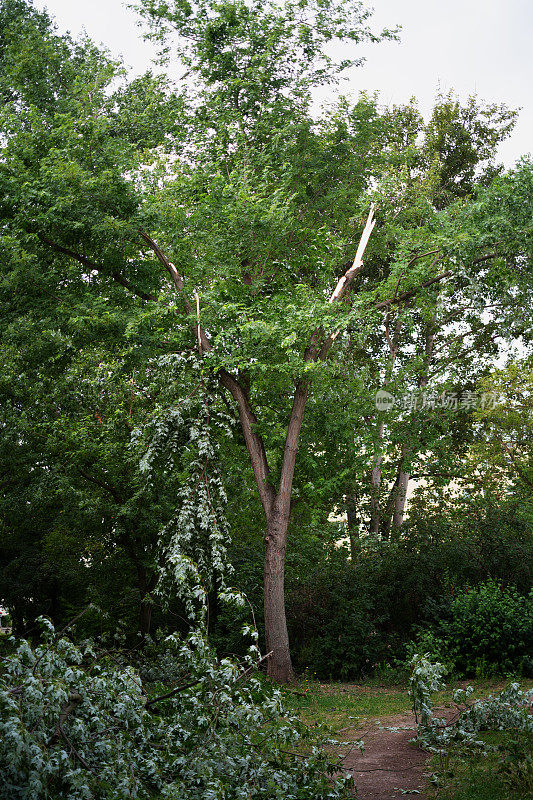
[34,0,532,166]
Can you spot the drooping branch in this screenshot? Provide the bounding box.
[145,679,202,708]
[117,232,276,516]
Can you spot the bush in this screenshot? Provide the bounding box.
[404,628,454,674]
[286,544,392,679]
[443,582,533,677]
[0,619,352,800]
[216,503,533,681]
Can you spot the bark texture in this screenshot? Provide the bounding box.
[264,511,293,683]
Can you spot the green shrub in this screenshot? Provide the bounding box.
[286,545,392,679]
[404,628,454,674]
[443,582,533,676]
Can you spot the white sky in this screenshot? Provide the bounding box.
[34,0,532,166]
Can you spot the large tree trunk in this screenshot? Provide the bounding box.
[220,374,308,682]
[264,505,293,683]
[262,383,308,682]
[43,213,377,683]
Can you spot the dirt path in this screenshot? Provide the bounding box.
[341,712,431,800]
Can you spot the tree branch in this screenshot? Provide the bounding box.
[38,234,158,302]
[138,230,187,296]
[77,468,123,504]
[375,251,501,312]
[318,205,376,360]
[138,231,213,353]
[47,692,83,747]
[328,205,376,304]
[145,679,202,708]
[235,650,273,684]
[218,369,275,515]
[276,381,309,515]
[375,268,452,310]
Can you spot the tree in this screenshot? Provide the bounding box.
[473,358,533,510]
[329,95,526,539]
[1,0,532,683]
[0,0,391,680]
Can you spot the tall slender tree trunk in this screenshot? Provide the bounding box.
[139,598,152,638]
[381,461,402,539]
[369,421,385,534]
[137,567,157,639]
[391,320,435,533]
[346,491,359,559]
[392,461,410,530]
[367,317,403,536]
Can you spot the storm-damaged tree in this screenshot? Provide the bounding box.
[0,0,392,680]
[1,0,532,682]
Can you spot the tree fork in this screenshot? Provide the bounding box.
[39,209,377,683]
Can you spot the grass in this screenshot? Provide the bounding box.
[280,675,533,733]
[280,678,411,730]
[429,730,533,800]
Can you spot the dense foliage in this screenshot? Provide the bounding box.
[439,582,533,677]
[0,1,532,796]
[409,654,533,757]
[0,0,532,693]
[0,618,352,800]
[213,501,533,679]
